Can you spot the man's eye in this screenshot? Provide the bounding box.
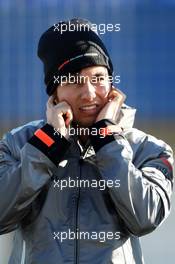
[95,76,106,84]
[98,76,105,81]
[68,76,82,85]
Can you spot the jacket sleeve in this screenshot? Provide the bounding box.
[0,124,70,234]
[90,120,174,236]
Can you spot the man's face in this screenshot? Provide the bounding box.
[55,66,111,127]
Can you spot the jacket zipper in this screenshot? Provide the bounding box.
[74,156,83,264]
[20,240,26,264]
[74,140,89,264]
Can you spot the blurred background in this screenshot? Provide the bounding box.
[0,0,174,263]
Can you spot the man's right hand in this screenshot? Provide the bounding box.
[46,96,73,139]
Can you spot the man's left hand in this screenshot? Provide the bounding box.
[96,87,126,123]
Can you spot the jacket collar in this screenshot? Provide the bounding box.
[67,104,136,158]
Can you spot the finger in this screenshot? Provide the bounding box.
[55,105,73,127]
[56,104,73,115]
[54,101,71,110]
[109,97,123,120]
[112,87,126,101]
[65,110,73,127]
[108,87,126,102]
[101,96,123,120]
[47,96,55,109]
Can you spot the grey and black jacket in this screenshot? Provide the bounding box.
[0,105,174,264]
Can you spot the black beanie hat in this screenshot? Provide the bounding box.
[38,18,113,95]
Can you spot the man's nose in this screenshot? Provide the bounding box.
[80,80,96,101]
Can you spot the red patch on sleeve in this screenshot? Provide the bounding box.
[35,129,54,147]
[160,158,173,171]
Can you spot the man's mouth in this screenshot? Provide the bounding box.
[79,104,98,111]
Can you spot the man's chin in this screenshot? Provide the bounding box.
[72,118,96,128]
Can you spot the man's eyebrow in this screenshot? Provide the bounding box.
[92,72,108,78]
[77,71,108,77]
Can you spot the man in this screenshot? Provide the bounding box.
[0,18,173,264]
